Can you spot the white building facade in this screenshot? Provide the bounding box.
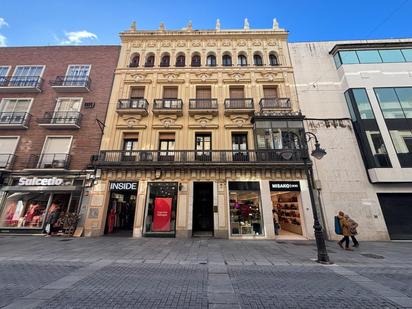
[289,39,412,241]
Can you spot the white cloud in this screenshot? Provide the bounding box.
[0,17,8,29]
[59,30,98,45]
[0,34,6,47]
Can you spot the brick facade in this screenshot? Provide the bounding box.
[0,45,120,170]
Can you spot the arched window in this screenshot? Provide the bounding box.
[145,54,155,67]
[176,54,185,67]
[129,54,140,67]
[207,54,216,67]
[222,54,232,66]
[160,54,170,67]
[269,53,279,66]
[191,54,201,67]
[238,54,247,66]
[253,54,263,66]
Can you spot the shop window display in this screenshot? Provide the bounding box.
[0,192,51,228]
[229,182,263,236]
[144,182,178,236]
[271,192,303,236]
[105,191,136,235]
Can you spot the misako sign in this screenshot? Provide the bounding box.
[270,181,301,191]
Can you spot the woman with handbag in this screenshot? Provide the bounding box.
[346,214,360,248]
[337,211,353,251]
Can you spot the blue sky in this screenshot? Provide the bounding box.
[0,0,411,46]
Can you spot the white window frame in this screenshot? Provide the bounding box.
[65,64,91,77]
[40,136,73,155]
[0,136,20,154]
[0,97,34,113]
[54,97,83,112]
[0,66,11,77]
[11,65,45,78]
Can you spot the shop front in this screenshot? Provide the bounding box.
[270,181,307,239]
[0,176,83,235]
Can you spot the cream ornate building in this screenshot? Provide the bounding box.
[83,20,315,239]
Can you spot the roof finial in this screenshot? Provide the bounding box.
[130,21,136,31]
[216,19,221,31]
[187,20,193,31]
[244,18,250,30]
[159,22,165,31]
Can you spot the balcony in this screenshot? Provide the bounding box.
[37,111,82,129]
[189,98,218,116]
[0,112,31,129]
[49,76,91,92]
[0,76,43,93]
[153,99,183,116]
[259,98,292,111]
[95,149,304,168]
[26,153,71,169]
[117,99,149,116]
[0,154,16,170]
[224,98,254,116]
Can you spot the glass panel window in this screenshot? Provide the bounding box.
[206,55,216,66]
[394,88,412,118]
[195,133,211,160]
[357,50,382,63]
[0,137,18,168]
[232,133,248,161]
[40,137,71,168]
[339,51,359,64]
[352,89,375,119]
[344,92,357,121]
[0,192,51,228]
[401,49,412,62]
[389,130,412,154]
[143,182,178,235]
[0,98,31,114]
[333,53,342,68]
[379,49,405,63]
[222,55,232,66]
[229,181,263,236]
[375,88,405,119]
[366,131,391,168]
[13,66,43,77]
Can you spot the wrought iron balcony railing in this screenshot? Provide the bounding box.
[153,99,183,110]
[0,76,43,92]
[49,75,91,91]
[259,98,291,110]
[27,153,71,169]
[0,112,31,128]
[224,98,254,109]
[95,149,303,166]
[189,98,218,110]
[117,99,149,110]
[37,111,82,128]
[0,154,16,169]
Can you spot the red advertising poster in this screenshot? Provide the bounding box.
[152,197,172,232]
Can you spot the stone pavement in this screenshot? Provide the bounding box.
[0,236,411,308]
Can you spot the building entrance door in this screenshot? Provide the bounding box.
[192,182,214,236]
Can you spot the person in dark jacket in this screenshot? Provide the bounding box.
[46,203,61,236]
[345,214,359,248]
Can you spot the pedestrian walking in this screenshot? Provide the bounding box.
[345,214,360,248]
[336,211,353,251]
[45,202,61,236]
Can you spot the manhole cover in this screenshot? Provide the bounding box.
[60,239,72,242]
[361,253,384,259]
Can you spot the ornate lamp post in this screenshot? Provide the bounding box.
[285,131,331,264]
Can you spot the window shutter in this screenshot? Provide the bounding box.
[130,87,145,99]
[263,86,278,98]
[163,87,178,99]
[230,87,244,99]
[196,87,211,99]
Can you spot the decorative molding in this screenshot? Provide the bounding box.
[206,40,216,47]
[225,115,251,128]
[192,40,202,47]
[189,115,218,128]
[237,39,247,47]
[177,40,186,47]
[146,40,157,47]
[161,40,172,47]
[222,39,231,47]
[252,40,262,46]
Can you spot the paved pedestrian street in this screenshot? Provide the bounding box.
[0,237,411,309]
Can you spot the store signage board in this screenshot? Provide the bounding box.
[110,182,137,191]
[270,181,301,191]
[18,177,66,186]
[152,197,172,232]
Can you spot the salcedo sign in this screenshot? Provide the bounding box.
[270,181,301,191]
[110,182,137,191]
[18,177,65,186]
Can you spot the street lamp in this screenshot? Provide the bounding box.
[286,131,331,264]
[301,132,331,264]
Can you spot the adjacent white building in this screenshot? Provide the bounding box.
[289,39,412,240]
